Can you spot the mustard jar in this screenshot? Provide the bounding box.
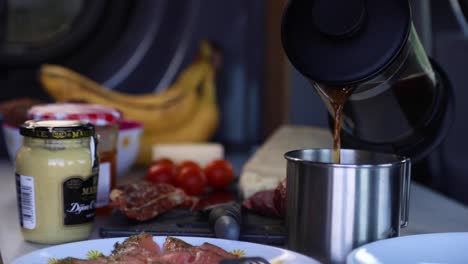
[28,103,121,214]
[15,120,98,244]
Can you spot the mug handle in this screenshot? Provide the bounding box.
[400,159,411,228]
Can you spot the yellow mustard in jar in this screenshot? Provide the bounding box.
[28,103,121,215]
[15,120,98,244]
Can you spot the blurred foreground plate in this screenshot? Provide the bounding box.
[347,232,468,264]
[13,236,319,264]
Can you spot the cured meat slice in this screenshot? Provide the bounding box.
[161,237,237,264]
[242,190,279,217]
[54,233,160,264]
[273,179,286,217]
[109,233,161,262]
[199,243,238,259]
[163,236,193,251]
[109,181,197,221]
[54,234,239,264]
[242,178,286,218]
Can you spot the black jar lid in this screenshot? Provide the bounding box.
[20,120,95,139]
[282,0,411,85]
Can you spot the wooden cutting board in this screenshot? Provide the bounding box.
[239,125,333,198]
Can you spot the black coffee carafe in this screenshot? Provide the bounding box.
[281,0,454,162]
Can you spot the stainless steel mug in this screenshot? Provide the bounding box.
[284,149,410,264]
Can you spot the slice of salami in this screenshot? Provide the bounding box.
[274,179,287,217]
[109,181,196,221]
[242,189,281,218]
[243,178,287,218]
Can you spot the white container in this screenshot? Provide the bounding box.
[117,120,143,177]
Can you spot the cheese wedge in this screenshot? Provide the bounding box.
[152,143,224,166]
[239,125,333,199]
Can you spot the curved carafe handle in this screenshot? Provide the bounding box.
[401,159,411,227]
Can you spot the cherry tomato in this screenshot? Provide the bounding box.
[204,159,235,189]
[178,160,201,171]
[175,166,206,195]
[152,158,175,167]
[145,162,176,185]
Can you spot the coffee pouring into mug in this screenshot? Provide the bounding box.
[284,149,411,264]
[282,0,453,164]
[281,0,454,263]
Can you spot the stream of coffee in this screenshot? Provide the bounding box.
[316,85,354,163]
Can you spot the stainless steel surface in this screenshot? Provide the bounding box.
[401,160,411,227]
[284,149,411,264]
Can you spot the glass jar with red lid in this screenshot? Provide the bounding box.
[28,103,121,214]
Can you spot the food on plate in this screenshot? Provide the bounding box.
[243,179,286,218]
[109,181,197,221]
[51,234,239,264]
[146,162,177,185]
[152,143,224,167]
[41,41,220,166]
[175,166,207,196]
[161,237,238,263]
[50,233,159,263]
[204,159,235,189]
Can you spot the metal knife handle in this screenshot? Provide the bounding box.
[208,202,241,224]
[208,202,241,240]
[214,215,240,240]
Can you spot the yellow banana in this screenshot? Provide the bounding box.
[40,41,214,106]
[40,41,216,133]
[136,68,219,165]
[40,60,211,106]
[40,41,221,166]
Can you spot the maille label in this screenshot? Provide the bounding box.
[30,129,93,139]
[34,131,50,138]
[20,120,95,139]
[52,131,67,139]
[63,172,98,225]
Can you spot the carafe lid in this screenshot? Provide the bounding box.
[282,0,411,85]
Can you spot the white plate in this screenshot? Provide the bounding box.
[13,236,320,264]
[347,232,468,264]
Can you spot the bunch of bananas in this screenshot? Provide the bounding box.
[40,41,220,165]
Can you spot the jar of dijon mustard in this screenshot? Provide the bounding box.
[28,103,121,215]
[15,120,98,244]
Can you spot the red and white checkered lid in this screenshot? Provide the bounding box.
[28,103,122,126]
